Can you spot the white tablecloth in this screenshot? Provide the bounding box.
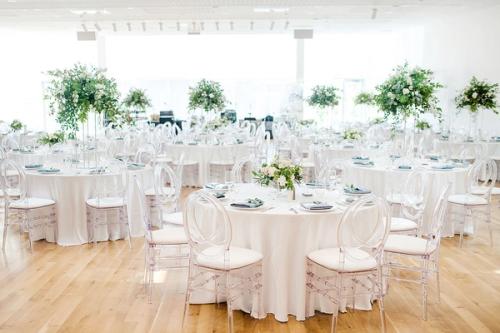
[434,140,500,158]
[165,143,251,186]
[8,150,106,167]
[311,146,383,161]
[192,184,376,322]
[24,167,153,246]
[343,161,468,237]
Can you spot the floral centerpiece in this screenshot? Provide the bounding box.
[45,63,120,137]
[123,88,151,111]
[188,79,227,113]
[369,117,385,125]
[307,85,340,124]
[204,116,230,131]
[253,158,303,193]
[415,120,431,131]
[373,63,442,122]
[10,119,23,132]
[354,92,374,106]
[38,131,65,146]
[298,119,315,127]
[455,76,499,114]
[342,128,363,141]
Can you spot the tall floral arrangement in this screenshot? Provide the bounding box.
[45,63,120,136]
[188,79,227,113]
[10,119,23,132]
[354,92,374,106]
[38,131,65,146]
[373,63,443,122]
[455,76,498,114]
[342,128,363,141]
[307,85,340,109]
[123,88,152,111]
[253,158,303,191]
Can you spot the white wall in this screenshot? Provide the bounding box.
[423,4,500,136]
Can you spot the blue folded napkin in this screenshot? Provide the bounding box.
[431,164,454,170]
[305,181,327,188]
[204,183,230,191]
[389,154,401,159]
[353,160,374,166]
[343,144,355,149]
[188,142,198,145]
[230,198,264,208]
[352,156,370,160]
[127,162,145,170]
[37,168,60,174]
[344,186,371,194]
[25,163,43,169]
[398,165,412,170]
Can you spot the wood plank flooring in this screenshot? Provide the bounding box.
[0,192,499,333]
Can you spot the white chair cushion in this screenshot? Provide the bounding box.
[145,186,175,196]
[162,211,183,225]
[448,194,488,206]
[156,156,173,163]
[307,247,377,273]
[9,197,55,209]
[390,217,418,232]
[196,246,263,270]
[384,234,436,256]
[209,160,235,166]
[386,194,422,205]
[86,197,125,208]
[470,186,500,196]
[147,226,187,245]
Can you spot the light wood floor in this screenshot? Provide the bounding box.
[0,192,499,333]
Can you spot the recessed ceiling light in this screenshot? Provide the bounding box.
[254,7,289,13]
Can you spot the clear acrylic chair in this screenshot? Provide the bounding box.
[172,151,198,187]
[85,160,131,247]
[134,143,157,165]
[384,182,452,320]
[448,159,496,247]
[305,194,391,333]
[230,155,255,183]
[389,170,426,236]
[182,190,264,333]
[1,159,57,251]
[134,176,189,303]
[145,163,183,228]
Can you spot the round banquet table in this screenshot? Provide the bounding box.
[8,149,106,167]
[343,160,468,237]
[24,166,153,246]
[191,183,378,322]
[310,145,384,161]
[434,140,500,157]
[165,143,251,187]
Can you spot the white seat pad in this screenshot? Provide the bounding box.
[172,160,198,166]
[307,247,377,273]
[1,188,21,198]
[145,186,175,196]
[196,246,263,270]
[9,197,55,209]
[162,211,183,225]
[209,160,235,166]
[86,197,125,208]
[386,194,422,205]
[390,217,418,232]
[147,226,187,245]
[448,194,488,206]
[384,234,436,256]
[470,186,500,196]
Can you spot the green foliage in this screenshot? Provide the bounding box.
[342,128,363,141]
[415,120,431,130]
[455,76,498,114]
[373,62,443,121]
[252,158,303,191]
[38,131,65,146]
[307,85,340,109]
[123,88,151,111]
[204,116,230,131]
[10,119,23,131]
[354,92,374,106]
[44,63,120,135]
[188,79,227,113]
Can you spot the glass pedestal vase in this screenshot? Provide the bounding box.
[468,112,479,142]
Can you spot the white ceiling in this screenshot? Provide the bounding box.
[0,0,498,32]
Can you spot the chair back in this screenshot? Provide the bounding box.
[425,182,452,253]
[183,190,232,263]
[153,163,181,213]
[230,155,254,183]
[401,170,426,223]
[469,158,497,201]
[0,159,26,201]
[91,159,128,204]
[337,194,391,266]
[134,176,153,241]
[135,143,157,165]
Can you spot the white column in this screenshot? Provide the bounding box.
[97,34,106,69]
[295,39,305,120]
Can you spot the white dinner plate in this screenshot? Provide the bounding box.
[298,205,336,213]
[228,204,266,211]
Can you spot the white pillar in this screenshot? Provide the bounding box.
[295,39,305,120]
[97,34,106,69]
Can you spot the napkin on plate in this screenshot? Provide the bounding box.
[127,162,145,169]
[37,167,60,174]
[343,144,355,149]
[353,160,374,166]
[230,198,264,208]
[398,165,412,170]
[344,185,371,195]
[352,156,370,161]
[25,163,43,169]
[431,164,454,170]
[389,154,401,159]
[205,183,230,191]
[301,201,333,211]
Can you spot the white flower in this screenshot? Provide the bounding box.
[267,166,277,176]
[402,88,410,95]
[209,93,214,98]
[388,92,395,99]
[277,176,286,187]
[472,92,478,99]
[406,77,413,85]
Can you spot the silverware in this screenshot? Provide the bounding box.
[289,207,299,214]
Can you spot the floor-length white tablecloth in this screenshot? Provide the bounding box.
[434,140,500,157]
[165,143,251,186]
[343,162,468,237]
[24,167,153,246]
[192,184,376,322]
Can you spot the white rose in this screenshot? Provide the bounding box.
[267,166,277,176]
[388,92,395,99]
[209,93,214,98]
[472,92,478,99]
[403,88,410,95]
[406,77,412,85]
[277,176,286,187]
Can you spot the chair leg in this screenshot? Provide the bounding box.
[331,274,342,333]
[182,262,193,329]
[148,251,154,304]
[422,257,429,321]
[305,260,312,318]
[377,269,387,333]
[2,220,8,251]
[225,271,234,333]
